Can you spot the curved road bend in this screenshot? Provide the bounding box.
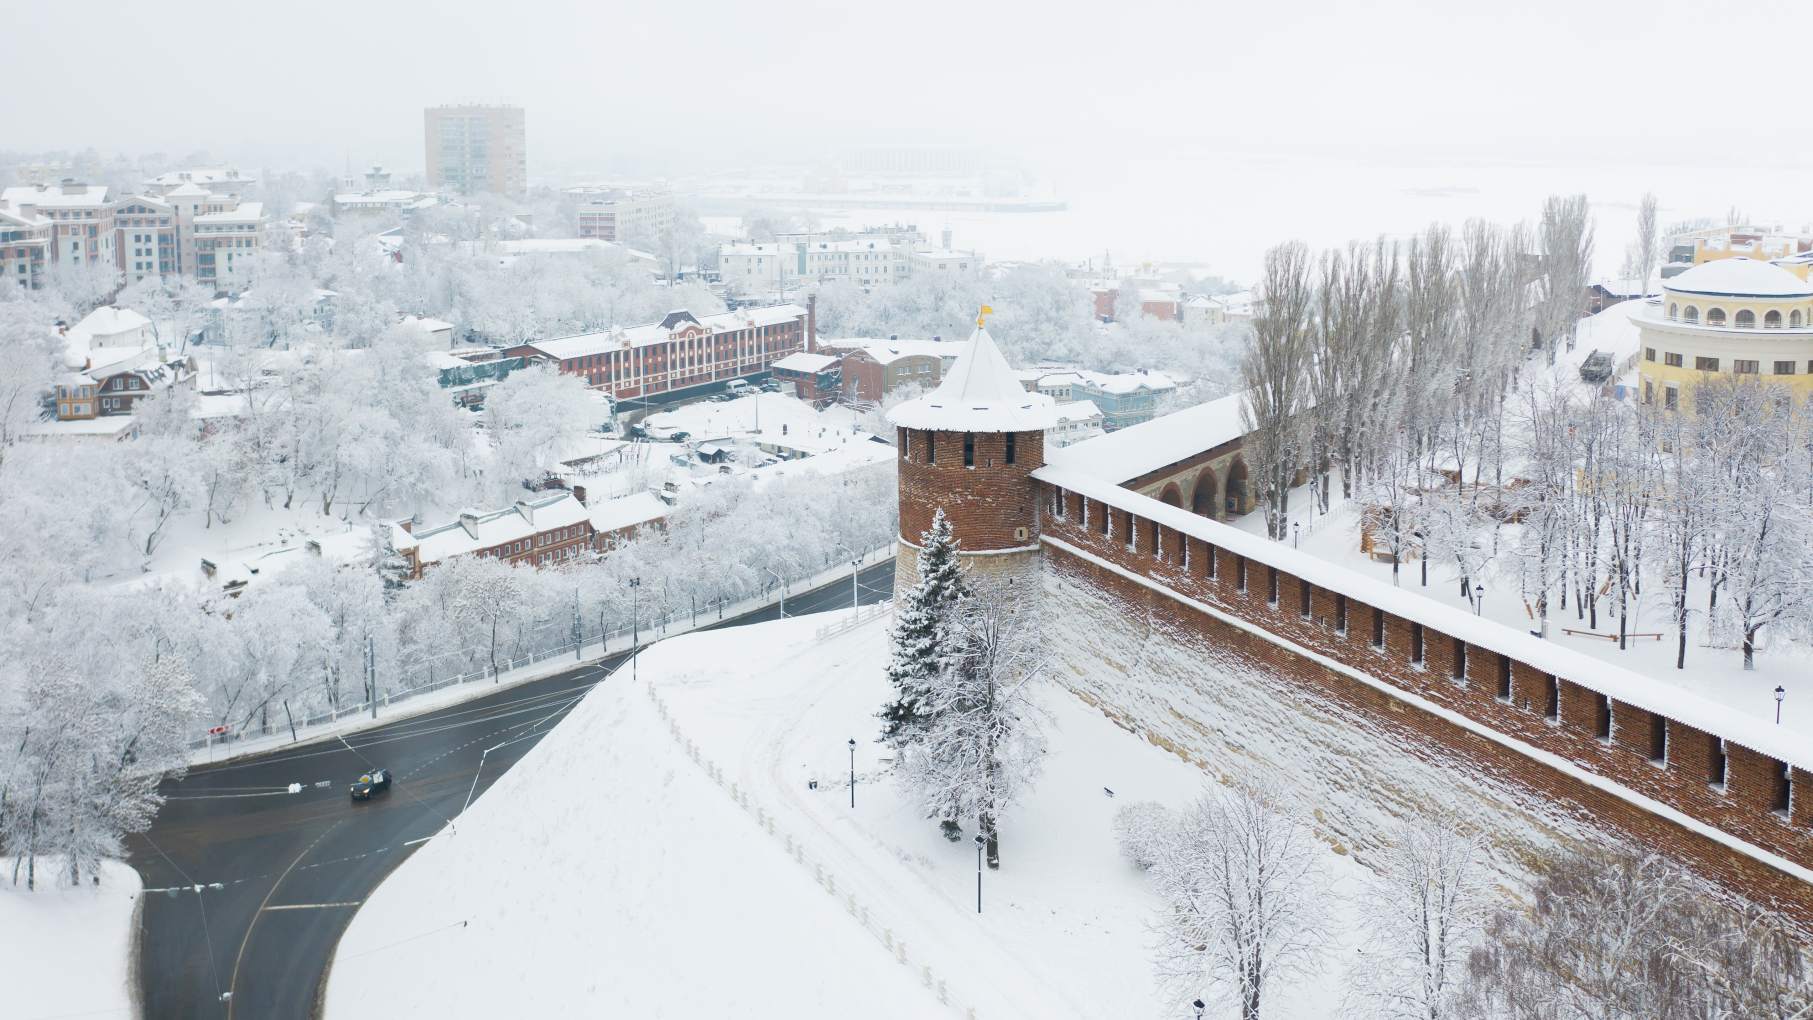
[126,558,894,1020]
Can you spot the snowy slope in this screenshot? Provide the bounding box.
[0,860,140,1020]
[328,612,1367,1019]
[321,647,937,1020]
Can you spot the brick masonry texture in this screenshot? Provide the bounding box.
[895,426,1044,598]
[1035,481,1813,928]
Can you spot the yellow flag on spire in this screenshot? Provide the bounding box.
[977,304,993,328]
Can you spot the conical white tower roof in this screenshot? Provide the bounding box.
[887,327,1059,433]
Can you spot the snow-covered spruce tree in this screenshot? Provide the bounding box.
[1149,773,1330,1020]
[896,582,1046,864]
[878,509,971,759]
[1342,813,1491,1020]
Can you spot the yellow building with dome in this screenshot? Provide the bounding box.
[1636,256,1813,406]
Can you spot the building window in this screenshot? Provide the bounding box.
[1735,360,1759,375]
[1496,654,1512,700]
[1664,351,1683,367]
[1683,306,1698,323]
[1707,308,1726,326]
[1644,347,1655,362]
[1667,303,1677,319]
[1709,735,1727,788]
[1544,675,1559,721]
[1004,432,1015,465]
[925,432,934,464]
[1594,693,1611,739]
[1665,386,1679,411]
[1775,361,1796,375]
[1649,715,1668,763]
[1765,309,1782,328]
[1644,380,1653,404]
[1410,623,1425,666]
[1735,309,1756,328]
[963,432,975,468]
[1695,356,1720,372]
[1794,310,1803,327]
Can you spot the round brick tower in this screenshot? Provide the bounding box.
[888,322,1059,595]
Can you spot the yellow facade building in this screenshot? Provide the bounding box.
[1635,257,1813,405]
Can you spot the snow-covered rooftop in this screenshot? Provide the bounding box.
[527,304,807,360]
[888,327,1060,433]
[1046,391,1246,484]
[0,184,110,207]
[590,491,668,535]
[68,306,151,345]
[1053,400,1102,424]
[194,202,264,224]
[773,352,839,373]
[1663,257,1813,299]
[399,493,591,564]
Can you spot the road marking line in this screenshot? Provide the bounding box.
[227,820,339,1020]
[403,835,436,846]
[261,902,362,910]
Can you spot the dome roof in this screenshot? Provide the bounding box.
[1664,257,1813,299]
[887,327,1060,433]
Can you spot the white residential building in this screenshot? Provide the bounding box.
[0,182,116,269]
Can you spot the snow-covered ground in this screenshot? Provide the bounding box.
[0,860,141,1020]
[327,612,1369,1019]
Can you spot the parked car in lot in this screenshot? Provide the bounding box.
[350,769,393,801]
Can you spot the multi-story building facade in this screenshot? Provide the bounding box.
[507,304,810,404]
[1636,257,1813,405]
[571,189,672,243]
[192,199,268,285]
[0,200,53,287]
[112,195,176,283]
[0,182,116,269]
[832,338,958,403]
[425,104,528,198]
[719,235,977,293]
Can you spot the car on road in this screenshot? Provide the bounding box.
[350,769,393,800]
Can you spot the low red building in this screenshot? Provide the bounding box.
[771,352,842,405]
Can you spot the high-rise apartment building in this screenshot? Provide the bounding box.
[425,103,527,198]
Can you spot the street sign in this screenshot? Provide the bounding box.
[207,725,229,736]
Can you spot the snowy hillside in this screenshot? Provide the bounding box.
[326,612,1367,1019]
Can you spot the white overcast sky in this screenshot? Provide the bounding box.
[13,0,1812,175]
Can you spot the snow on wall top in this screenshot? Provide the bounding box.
[1663,257,1813,299]
[1045,391,1247,484]
[887,327,1060,433]
[1033,463,1813,775]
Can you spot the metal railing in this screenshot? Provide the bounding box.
[650,683,978,1019]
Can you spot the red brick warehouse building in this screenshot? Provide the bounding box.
[507,303,812,407]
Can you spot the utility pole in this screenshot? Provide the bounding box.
[368,633,377,720]
[573,585,582,661]
[629,577,642,684]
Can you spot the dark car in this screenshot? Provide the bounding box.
[1579,350,1614,383]
[350,769,393,800]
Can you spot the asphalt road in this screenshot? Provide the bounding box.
[124,558,894,1020]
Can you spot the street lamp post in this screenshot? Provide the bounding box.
[766,566,786,618]
[1293,521,1299,549]
[848,738,856,808]
[1475,584,1485,617]
[1777,686,1786,724]
[1193,999,1205,1020]
[974,833,986,913]
[629,577,642,684]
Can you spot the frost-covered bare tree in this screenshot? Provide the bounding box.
[1343,813,1491,1020]
[1149,773,1331,1019]
[1535,194,1595,364]
[1242,240,1314,540]
[1463,845,1693,1020]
